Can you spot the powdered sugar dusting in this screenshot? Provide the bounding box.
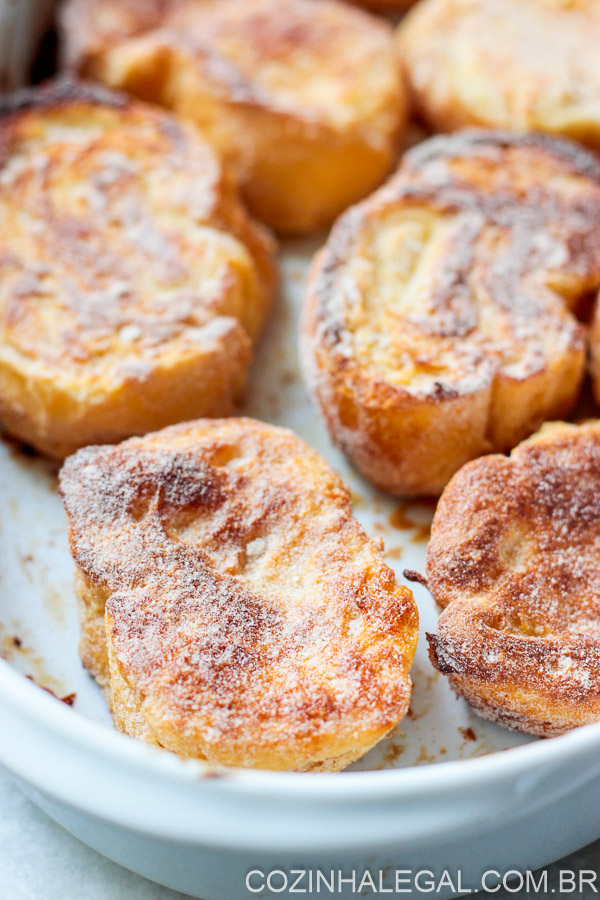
[59,418,417,767]
[0,93,274,383]
[310,131,600,398]
[427,421,600,735]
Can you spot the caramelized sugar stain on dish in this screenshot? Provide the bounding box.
[389,501,435,543]
[0,78,276,460]
[399,0,600,150]
[427,420,600,737]
[0,625,72,701]
[60,0,408,234]
[59,417,418,772]
[301,130,600,498]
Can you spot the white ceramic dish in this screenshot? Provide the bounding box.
[1,240,599,899]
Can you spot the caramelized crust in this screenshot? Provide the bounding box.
[60,0,407,234]
[427,421,600,737]
[0,79,275,458]
[59,418,418,771]
[301,131,600,497]
[399,0,600,150]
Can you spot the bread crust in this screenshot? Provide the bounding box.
[427,421,600,737]
[59,418,418,771]
[301,130,600,497]
[399,0,600,151]
[0,79,276,459]
[59,0,407,234]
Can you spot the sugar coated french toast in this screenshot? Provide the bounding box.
[59,418,418,771]
[60,0,408,234]
[0,79,275,459]
[301,130,600,497]
[399,0,600,150]
[427,421,600,737]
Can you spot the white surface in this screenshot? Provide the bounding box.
[0,766,598,899]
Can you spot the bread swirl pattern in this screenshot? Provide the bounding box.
[302,131,600,496]
[0,79,275,458]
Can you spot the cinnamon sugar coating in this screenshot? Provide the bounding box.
[0,79,276,458]
[427,421,600,737]
[59,418,418,771]
[59,0,407,234]
[301,130,600,497]
[399,0,600,150]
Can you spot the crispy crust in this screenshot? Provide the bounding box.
[427,421,600,737]
[59,418,418,771]
[301,130,600,497]
[59,0,407,234]
[0,78,276,459]
[399,0,600,150]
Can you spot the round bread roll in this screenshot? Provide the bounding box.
[399,0,600,150]
[427,421,600,737]
[0,79,275,459]
[301,131,600,497]
[60,0,408,234]
[59,417,418,771]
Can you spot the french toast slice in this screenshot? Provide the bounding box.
[398,0,600,151]
[59,0,407,234]
[301,131,600,497]
[59,418,418,771]
[0,79,276,459]
[427,421,600,737]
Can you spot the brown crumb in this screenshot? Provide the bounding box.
[403,569,428,587]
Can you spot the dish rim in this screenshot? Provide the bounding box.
[2,654,600,795]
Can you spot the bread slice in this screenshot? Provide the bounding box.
[59,418,418,771]
[398,0,600,151]
[427,421,600,737]
[59,0,407,235]
[301,130,600,497]
[0,79,275,459]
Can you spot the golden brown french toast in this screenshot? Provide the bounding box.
[0,79,275,459]
[399,0,600,150]
[427,421,600,737]
[301,130,600,497]
[60,0,407,234]
[59,418,418,771]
